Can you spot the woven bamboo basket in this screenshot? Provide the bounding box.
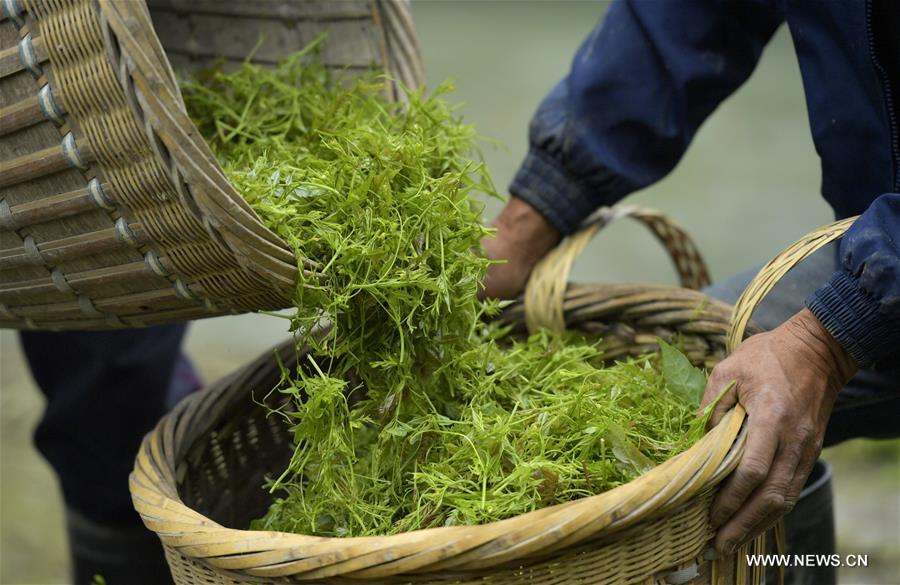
[129,210,862,585]
[0,0,423,330]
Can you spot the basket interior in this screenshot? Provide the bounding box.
[142,285,770,583]
[174,299,732,531]
[147,0,391,75]
[178,342,298,529]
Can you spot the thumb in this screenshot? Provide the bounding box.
[700,367,739,428]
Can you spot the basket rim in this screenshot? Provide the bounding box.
[94,0,427,296]
[97,0,299,293]
[131,282,749,580]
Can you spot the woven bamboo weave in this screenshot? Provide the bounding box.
[130,210,810,584]
[132,291,751,585]
[0,0,422,329]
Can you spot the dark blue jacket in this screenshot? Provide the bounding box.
[510,0,900,367]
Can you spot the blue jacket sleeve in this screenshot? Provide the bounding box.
[510,0,782,235]
[807,193,900,367]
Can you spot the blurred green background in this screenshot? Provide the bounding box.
[1,1,897,583]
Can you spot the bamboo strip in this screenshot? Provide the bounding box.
[0,223,142,270]
[0,33,46,79]
[1,183,96,228]
[0,93,42,135]
[0,135,93,188]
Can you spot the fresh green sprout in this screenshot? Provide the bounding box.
[181,40,711,538]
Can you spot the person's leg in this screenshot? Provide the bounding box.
[823,367,900,447]
[703,244,899,585]
[19,325,201,585]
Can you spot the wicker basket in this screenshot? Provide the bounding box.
[0,0,422,330]
[129,210,862,585]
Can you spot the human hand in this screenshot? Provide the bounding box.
[479,197,560,300]
[700,308,857,555]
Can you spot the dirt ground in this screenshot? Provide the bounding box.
[1,1,898,583]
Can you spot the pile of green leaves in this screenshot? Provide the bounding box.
[181,43,710,538]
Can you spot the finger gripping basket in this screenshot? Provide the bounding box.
[131,210,832,585]
[0,0,422,330]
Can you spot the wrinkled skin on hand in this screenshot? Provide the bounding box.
[701,308,858,555]
[480,196,560,300]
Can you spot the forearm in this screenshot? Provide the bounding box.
[787,308,858,385]
[806,193,900,367]
[509,0,781,235]
[480,197,561,300]
[491,197,561,263]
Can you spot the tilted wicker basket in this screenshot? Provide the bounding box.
[0,0,422,329]
[130,213,861,585]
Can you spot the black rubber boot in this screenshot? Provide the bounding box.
[67,507,174,585]
[781,459,837,585]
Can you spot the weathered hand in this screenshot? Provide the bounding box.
[700,308,858,555]
[479,197,560,300]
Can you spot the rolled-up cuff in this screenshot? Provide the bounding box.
[509,148,617,236]
[806,270,900,367]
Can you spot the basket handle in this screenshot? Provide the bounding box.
[523,205,711,333]
[725,216,857,352]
